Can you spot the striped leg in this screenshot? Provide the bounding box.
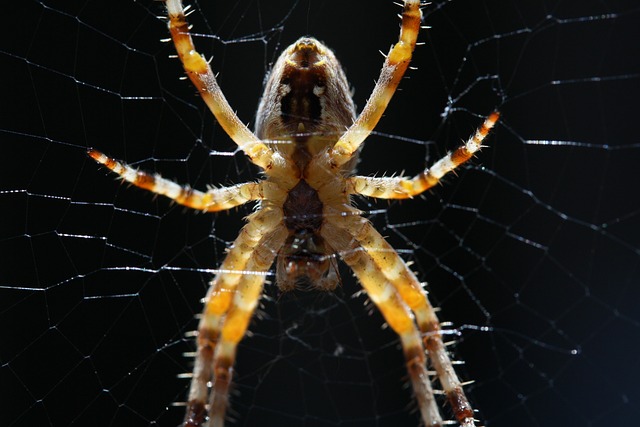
[205,227,288,427]
[329,0,422,168]
[165,0,273,169]
[88,149,261,212]
[322,221,443,427]
[347,112,499,199]
[336,216,477,427]
[184,208,283,426]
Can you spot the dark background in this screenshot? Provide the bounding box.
[2,1,640,426]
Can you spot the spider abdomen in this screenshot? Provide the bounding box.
[256,37,356,160]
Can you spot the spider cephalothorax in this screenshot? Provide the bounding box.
[89,1,499,426]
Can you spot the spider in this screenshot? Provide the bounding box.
[88,0,499,426]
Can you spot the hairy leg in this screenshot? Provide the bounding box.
[165,0,274,169]
[202,227,288,427]
[329,0,422,168]
[348,112,499,199]
[327,216,477,427]
[88,149,261,211]
[322,221,443,426]
[183,208,284,426]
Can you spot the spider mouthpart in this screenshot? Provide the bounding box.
[287,37,326,69]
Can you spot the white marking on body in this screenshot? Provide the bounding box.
[430,155,456,178]
[123,168,138,183]
[386,258,405,280]
[163,180,182,199]
[466,138,481,152]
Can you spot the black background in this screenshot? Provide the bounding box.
[2,1,640,426]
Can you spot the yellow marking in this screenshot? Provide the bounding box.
[400,180,413,193]
[221,307,254,343]
[375,294,414,333]
[204,289,234,315]
[182,50,208,74]
[388,41,412,64]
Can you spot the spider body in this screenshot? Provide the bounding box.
[89,1,499,426]
[256,37,356,291]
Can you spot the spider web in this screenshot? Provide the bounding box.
[2,1,639,426]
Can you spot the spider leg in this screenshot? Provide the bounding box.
[321,221,443,427]
[165,0,274,170]
[201,227,288,427]
[329,0,422,168]
[88,149,261,211]
[332,215,477,427]
[348,112,499,199]
[184,208,284,426]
